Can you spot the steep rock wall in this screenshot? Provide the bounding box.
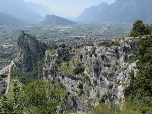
[17,32,47,73]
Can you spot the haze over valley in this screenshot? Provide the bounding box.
[0,0,152,114]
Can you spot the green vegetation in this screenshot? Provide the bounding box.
[101,54,106,60]
[77,83,83,89]
[59,44,66,48]
[104,63,111,67]
[80,54,83,61]
[23,80,67,114]
[99,24,132,36]
[129,20,152,37]
[56,49,71,67]
[0,80,67,114]
[11,60,44,85]
[93,102,142,114]
[124,20,152,113]
[97,41,120,47]
[73,62,85,74]
[93,103,120,114]
[58,62,73,75]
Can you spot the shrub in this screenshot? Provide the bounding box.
[73,66,84,74]
[59,44,66,48]
[97,42,112,47]
[114,41,120,46]
[94,53,97,57]
[115,48,118,53]
[104,63,111,67]
[80,54,83,61]
[78,90,84,96]
[77,83,83,89]
[101,54,106,60]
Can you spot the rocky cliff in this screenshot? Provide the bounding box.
[17,31,47,73]
[43,36,140,112]
[42,14,75,25]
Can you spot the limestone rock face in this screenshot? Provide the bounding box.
[43,37,139,112]
[17,32,47,73]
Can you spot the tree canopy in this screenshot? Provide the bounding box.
[0,80,67,114]
[129,20,151,37]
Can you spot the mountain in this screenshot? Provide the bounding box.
[78,0,152,23]
[42,15,75,25]
[26,2,64,18]
[26,2,55,17]
[0,0,44,21]
[0,12,24,26]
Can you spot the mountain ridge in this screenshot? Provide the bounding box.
[78,0,152,23]
[42,14,75,25]
[26,2,55,17]
[0,12,24,26]
[0,0,44,21]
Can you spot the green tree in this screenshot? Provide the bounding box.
[0,82,23,113]
[129,20,151,37]
[125,36,152,113]
[23,80,67,114]
[80,54,83,61]
[73,62,84,74]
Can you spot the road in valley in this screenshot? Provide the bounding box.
[0,61,14,95]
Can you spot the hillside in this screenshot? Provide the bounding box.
[0,0,43,21]
[42,14,75,25]
[0,12,24,26]
[78,0,152,23]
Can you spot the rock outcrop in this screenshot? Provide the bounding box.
[43,37,139,112]
[17,31,47,73]
[42,14,75,25]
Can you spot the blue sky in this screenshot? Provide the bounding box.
[24,0,116,17]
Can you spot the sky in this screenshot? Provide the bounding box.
[24,0,116,17]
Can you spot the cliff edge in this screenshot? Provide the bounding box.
[17,31,47,73]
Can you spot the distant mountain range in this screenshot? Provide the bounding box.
[0,0,44,21]
[78,0,152,23]
[26,2,58,17]
[42,15,75,25]
[0,12,24,26]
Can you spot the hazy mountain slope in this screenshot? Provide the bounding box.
[26,2,55,17]
[78,0,152,23]
[79,2,109,22]
[0,12,24,26]
[0,0,43,21]
[42,15,75,25]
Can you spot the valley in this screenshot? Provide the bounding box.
[0,22,131,45]
[0,19,152,113]
[0,0,152,113]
